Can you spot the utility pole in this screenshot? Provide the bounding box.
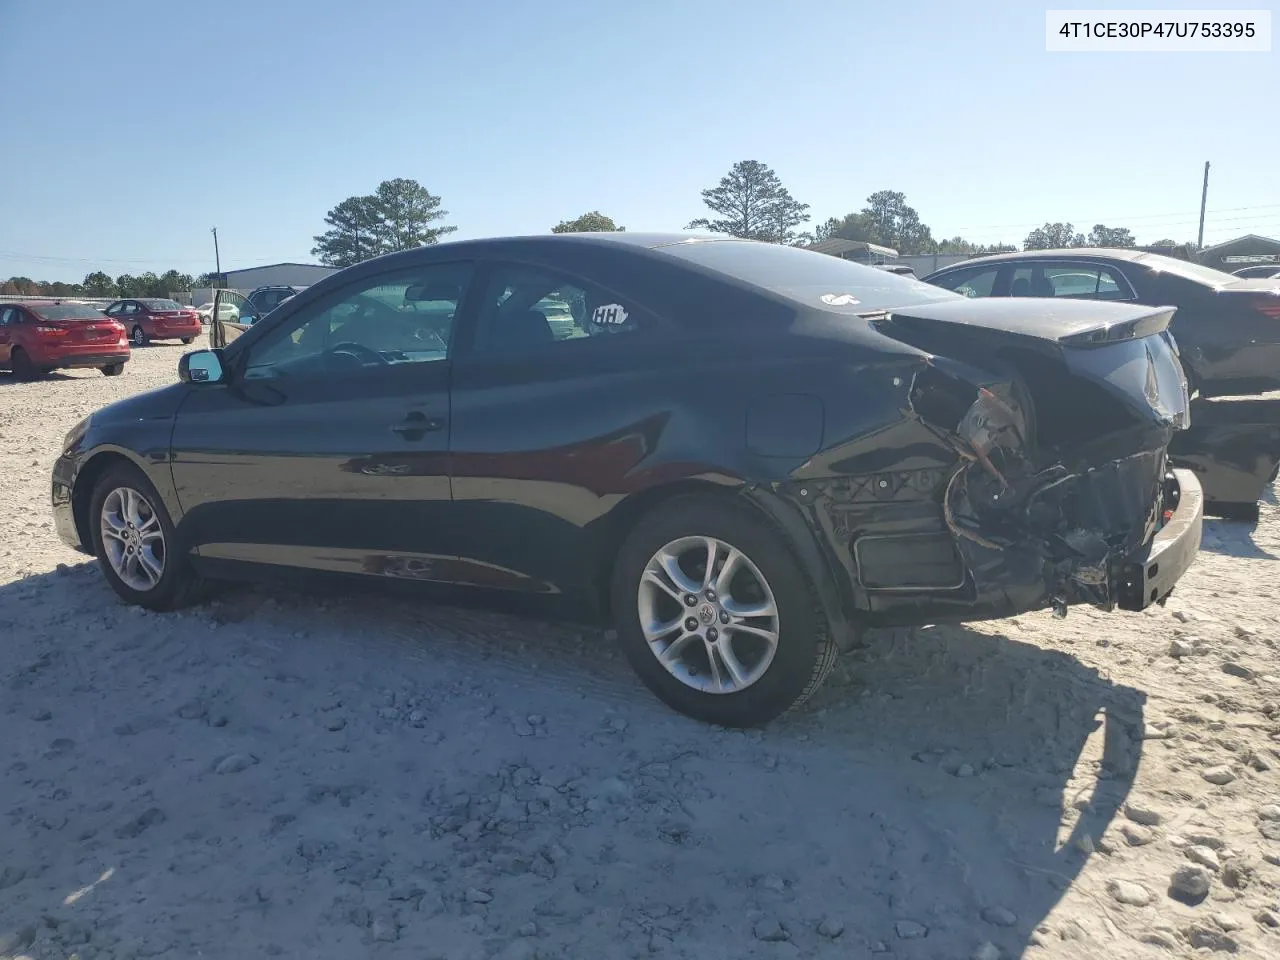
[1197,162,1210,250]
[210,226,222,284]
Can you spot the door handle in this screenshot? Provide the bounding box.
[391,410,444,440]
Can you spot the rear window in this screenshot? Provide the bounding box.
[659,239,959,312]
[1134,253,1239,288]
[33,304,106,320]
[142,299,184,310]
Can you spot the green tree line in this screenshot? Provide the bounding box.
[0,269,199,299]
[5,169,1195,292]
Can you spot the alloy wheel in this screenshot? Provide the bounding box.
[636,535,780,694]
[100,486,166,591]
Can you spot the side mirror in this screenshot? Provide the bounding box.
[179,349,226,384]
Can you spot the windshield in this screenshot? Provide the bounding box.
[34,304,106,320]
[1134,253,1240,288]
[142,298,184,311]
[659,239,959,311]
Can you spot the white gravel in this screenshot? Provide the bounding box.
[3,336,1280,959]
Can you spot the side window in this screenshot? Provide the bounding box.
[1086,266,1132,300]
[242,262,471,380]
[1012,264,1134,300]
[934,267,999,298]
[472,264,648,355]
[119,302,137,316]
[1009,266,1053,297]
[0,307,11,325]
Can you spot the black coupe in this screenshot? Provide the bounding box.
[52,234,1203,726]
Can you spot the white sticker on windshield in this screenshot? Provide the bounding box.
[592,303,630,326]
[820,293,860,306]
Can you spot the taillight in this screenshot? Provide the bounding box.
[34,325,68,336]
[1253,296,1280,319]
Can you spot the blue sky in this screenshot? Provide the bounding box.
[1,0,1276,282]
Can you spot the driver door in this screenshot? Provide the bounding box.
[171,261,472,583]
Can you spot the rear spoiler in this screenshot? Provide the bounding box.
[1057,305,1176,347]
[867,299,1178,352]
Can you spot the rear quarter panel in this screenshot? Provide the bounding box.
[445,330,908,596]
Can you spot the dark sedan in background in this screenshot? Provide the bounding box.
[923,248,1280,398]
[52,234,1202,726]
[923,249,1280,519]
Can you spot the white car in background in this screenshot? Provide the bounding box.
[195,301,240,325]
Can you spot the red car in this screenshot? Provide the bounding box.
[0,301,130,378]
[103,298,203,346]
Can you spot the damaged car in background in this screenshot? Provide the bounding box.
[52,234,1202,727]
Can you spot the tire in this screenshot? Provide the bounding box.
[131,326,149,346]
[610,495,837,727]
[90,462,209,611]
[181,337,193,344]
[10,348,40,380]
[100,363,124,377]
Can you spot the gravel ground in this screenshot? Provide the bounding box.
[2,335,1279,960]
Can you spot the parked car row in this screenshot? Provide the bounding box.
[1,296,210,379]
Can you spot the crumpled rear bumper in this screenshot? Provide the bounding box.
[1113,468,1203,611]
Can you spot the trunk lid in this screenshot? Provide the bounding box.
[866,297,1194,613]
[33,316,126,346]
[1217,278,1280,319]
[872,296,1177,347]
[871,298,1189,433]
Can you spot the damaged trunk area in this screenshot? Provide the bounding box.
[875,300,1191,614]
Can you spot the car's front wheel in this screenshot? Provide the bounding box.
[131,326,149,346]
[611,496,837,727]
[91,463,207,611]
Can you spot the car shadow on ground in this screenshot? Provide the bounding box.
[1199,516,1279,560]
[0,371,79,386]
[1,565,1143,959]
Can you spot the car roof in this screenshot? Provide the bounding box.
[930,248,1156,271]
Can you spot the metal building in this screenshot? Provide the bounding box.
[215,262,339,290]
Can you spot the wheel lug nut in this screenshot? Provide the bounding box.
[705,588,717,601]
[683,594,697,607]
[719,610,729,624]
[707,627,719,642]
[684,617,698,631]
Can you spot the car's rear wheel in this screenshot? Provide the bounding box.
[181,337,193,344]
[100,363,124,377]
[91,463,208,611]
[131,326,149,346]
[610,496,837,727]
[10,348,41,380]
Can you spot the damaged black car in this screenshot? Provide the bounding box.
[51,234,1203,726]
